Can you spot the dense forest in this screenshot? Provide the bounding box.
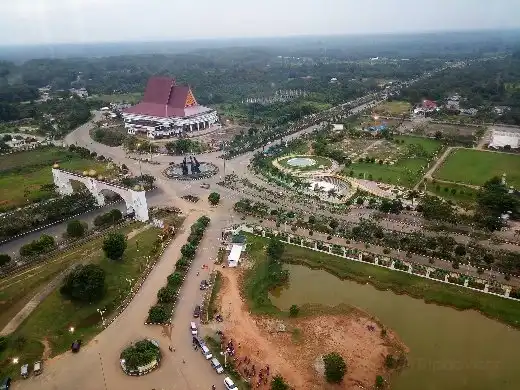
[399,51,520,124]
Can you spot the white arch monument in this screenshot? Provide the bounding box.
[52,168,149,222]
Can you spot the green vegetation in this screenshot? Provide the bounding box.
[146,215,210,323]
[90,126,127,147]
[0,225,162,379]
[97,92,143,104]
[345,136,442,188]
[243,233,520,329]
[434,149,520,187]
[271,375,290,390]
[426,181,477,208]
[374,100,411,116]
[208,192,221,206]
[102,232,128,260]
[0,146,113,212]
[207,271,223,320]
[204,336,251,389]
[0,254,11,267]
[19,234,56,257]
[165,139,206,155]
[323,352,347,383]
[60,264,106,303]
[94,209,123,228]
[66,219,87,238]
[120,339,160,371]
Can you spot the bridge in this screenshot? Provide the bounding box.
[52,168,149,222]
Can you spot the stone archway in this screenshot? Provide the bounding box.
[52,168,149,222]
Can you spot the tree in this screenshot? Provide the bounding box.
[375,375,385,389]
[267,238,285,261]
[0,336,7,352]
[167,272,183,288]
[148,305,169,323]
[102,232,127,260]
[271,375,290,390]
[120,339,161,371]
[208,192,221,206]
[67,219,86,237]
[329,219,339,230]
[289,304,300,317]
[0,253,11,267]
[60,264,106,303]
[157,286,176,303]
[181,243,197,259]
[323,352,347,383]
[454,245,467,257]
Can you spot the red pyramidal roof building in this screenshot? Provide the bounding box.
[122,76,219,139]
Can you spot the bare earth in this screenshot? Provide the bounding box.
[217,268,406,389]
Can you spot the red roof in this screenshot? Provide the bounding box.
[123,76,208,118]
[422,100,437,109]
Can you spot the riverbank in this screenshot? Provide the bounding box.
[218,267,406,389]
[242,232,520,329]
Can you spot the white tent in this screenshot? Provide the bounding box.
[489,131,520,149]
[227,244,243,268]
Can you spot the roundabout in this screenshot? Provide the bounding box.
[120,339,161,376]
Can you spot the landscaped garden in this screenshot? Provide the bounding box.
[342,135,442,187]
[433,149,520,187]
[0,146,116,212]
[276,155,333,172]
[0,224,164,379]
[120,339,161,375]
[373,100,411,117]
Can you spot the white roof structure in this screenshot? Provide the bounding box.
[332,124,344,131]
[227,244,244,268]
[489,130,520,149]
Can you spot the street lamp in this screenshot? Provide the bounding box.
[69,326,75,333]
[12,357,19,364]
[97,308,106,327]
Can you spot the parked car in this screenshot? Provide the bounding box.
[0,377,11,390]
[193,305,201,318]
[224,376,238,390]
[71,340,82,353]
[200,183,210,189]
[200,344,213,360]
[21,364,29,379]
[200,280,209,290]
[33,361,42,375]
[210,357,224,374]
[190,321,198,335]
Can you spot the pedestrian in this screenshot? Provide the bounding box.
[169,345,173,352]
[182,359,186,364]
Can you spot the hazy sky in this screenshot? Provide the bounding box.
[2,0,520,45]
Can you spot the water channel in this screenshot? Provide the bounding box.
[270,264,520,390]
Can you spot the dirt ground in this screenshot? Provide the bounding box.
[216,268,407,389]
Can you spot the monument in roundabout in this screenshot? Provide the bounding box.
[163,155,218,180]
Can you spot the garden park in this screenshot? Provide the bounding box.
[0,146,118,212]
[434,148,520,187]
[0,222,166,379]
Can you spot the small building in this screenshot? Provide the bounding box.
[227,244,244,268]
[332,124,344,131]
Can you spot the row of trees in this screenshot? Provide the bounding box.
[148,216,211,324]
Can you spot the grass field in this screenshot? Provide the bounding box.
[243,233,520,330]
[434,149,520,187]
[0,147,114,211]
[0,225,161,379]
[96,92,142,104]
[373,100,411,116]
[426,181,477,208]
[343,135,442,188]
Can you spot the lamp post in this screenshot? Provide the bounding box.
[97,308,106,327]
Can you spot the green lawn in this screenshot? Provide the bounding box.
[343,136,442,188]
[374,100,411,116]
[0,225,161,379]
[243,233,520,330]
[426,181,477,208]
[434,149,520,187]
[0,147,115,211]
[96,92,142,104]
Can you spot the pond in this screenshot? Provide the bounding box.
[270,264,520,390]
[286,157,317,167]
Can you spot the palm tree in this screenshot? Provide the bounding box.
[407,190,419,205]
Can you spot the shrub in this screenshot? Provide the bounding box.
[323,352,347,383]
[454,245,466,257]
[0,253,11,267]
[67,219,86,238]
[385,354,396,368]
[94,209,123,227]
[181,243,197,259]
[60,264,106,303]
[271,375,290,390]
[167,272,183,288]
[308,230,313,236]
[157,286,176,303]
[19,234,56,256]
[148,305,169,323]
[103,232,127,260]
[289,305,300,317]
[120,339,161,371]
[0,336,8,352]
[208,192,221,206]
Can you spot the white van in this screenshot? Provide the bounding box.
[224,376,238,390]
[210,357,224,374]
[200,345,213,360]
[190,322,198,335]
[20,364,28,379]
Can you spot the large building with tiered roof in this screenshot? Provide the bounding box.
[122,76,219,139]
